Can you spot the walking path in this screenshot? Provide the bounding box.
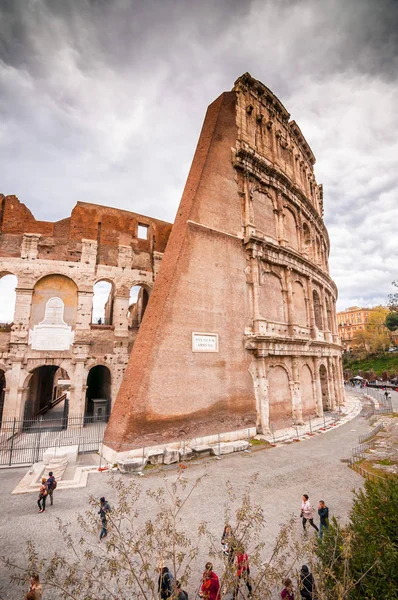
[0,390,371,599]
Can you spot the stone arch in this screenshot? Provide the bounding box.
[92,280,115,325]
[23,364,70,423]
[319,363,330,410]
[292,280,308,326]
[31,274,78,328]
[312,289,323,330]
[268,364,292,428]
[302,222,312,258]
[0,272,17,324]
[284,207,299,251]
[300,364,315,417]
[128,283,152,328]
[259,270,286,322]
[252,189,277,239]
[85,365,111,421]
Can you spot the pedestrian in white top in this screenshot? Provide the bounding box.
[301,494,319,533]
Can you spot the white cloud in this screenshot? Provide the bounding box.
[0,0,397,310]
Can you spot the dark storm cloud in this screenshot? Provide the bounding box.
[0,0,397,311]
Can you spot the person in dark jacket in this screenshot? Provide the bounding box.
[98,496,111,541]
[46,471,56,506]
[157,565,173,599]
[318,500,329,539]
[300,565,316,599]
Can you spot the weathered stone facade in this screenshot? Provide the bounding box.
[104,73,344,454]
[0,196,171,424]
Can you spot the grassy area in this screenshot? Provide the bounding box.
[343,353,398,376]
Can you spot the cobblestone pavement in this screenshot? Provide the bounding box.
[0,395,370,600]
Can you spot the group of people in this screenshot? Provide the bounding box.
[301,494,329,539]
[37,471,57,513]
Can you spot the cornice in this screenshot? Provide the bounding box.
[245,239,338,297]
[234,146,330,248]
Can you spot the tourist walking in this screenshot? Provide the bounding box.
[300,565,316,599]
[318,500,329,539]
[233,547,252,599]
[175,579,188,600]
[300,495,319,533]
[37,478,48,513]
[157,565,174,599]
[46,471,57,506]
[200,562,220,600]
[221,523,236,565]
[281,578,294,599]
[28,574,43,600]
[98,496,111,541]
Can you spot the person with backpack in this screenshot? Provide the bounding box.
[300,565,317,599]
[46,471,57,506]
[175,579,188,600]
[37,478,48,513]
[98,496,111,541]
[157,564,174,599]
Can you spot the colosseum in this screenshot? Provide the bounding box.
[0,73,344,461]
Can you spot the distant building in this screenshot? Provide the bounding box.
[337,306,387,351]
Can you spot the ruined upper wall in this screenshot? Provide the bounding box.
[233,73,323,217]
[0,195,172,264]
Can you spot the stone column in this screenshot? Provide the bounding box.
[67,360,87,419]
[328,358,337,410]
[291,358,303,424]
[75,290,94,330]
[285,268,295,336]
[10,287,34,345]
[113,294,130,337]
[1,361,24,423]
[306,278,317,339]
[249,355,270,434]
[320,288,332,342]
[313,357,323,416]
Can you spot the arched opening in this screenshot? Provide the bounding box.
[268,365,292,428]
[284,208,299,251]
[85,366,111,422]
[300,364,315,417]
[0,370,5,426]
[0,273,17,325]
[312,290,323,330]
[92,280,114,325]
[252,190,277,239]
[23,366,70,424]
[259,271,286,322]
[129,285,150,328]
[319,364,330,411]
[292,281,308,326]
[302,223,311,258]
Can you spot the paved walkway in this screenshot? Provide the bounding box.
[0,391,371,600]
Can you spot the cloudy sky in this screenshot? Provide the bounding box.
[0,0,397,312]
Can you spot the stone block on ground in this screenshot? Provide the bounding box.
[147,450,164,465]
[211,442,235,456]
[163,449,179,465]
[117,458,147,474]
[179,446,193,461]
[191,445,213,458]
[233,440,250,452]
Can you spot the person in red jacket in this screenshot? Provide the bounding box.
[233,547,252,598]
[200,562,220,600]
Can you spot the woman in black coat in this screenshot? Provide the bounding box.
[300,565,316,599]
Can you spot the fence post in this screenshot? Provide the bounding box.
[308,415,312,434]
[8,418,16,466]
[35,417,43,464]
[271,423,275,444]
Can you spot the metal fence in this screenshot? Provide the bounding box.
[0,415,108,467]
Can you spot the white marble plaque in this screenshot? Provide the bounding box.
[192,332,219,352]
[29,297,74,351]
